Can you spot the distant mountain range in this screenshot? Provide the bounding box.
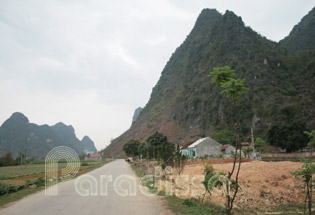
[0,112,97,158]
[104,7,315,156]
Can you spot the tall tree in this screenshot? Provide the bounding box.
[209,66,249,215]
[146,132,175,166]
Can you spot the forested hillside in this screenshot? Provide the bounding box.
[104,8,315,156]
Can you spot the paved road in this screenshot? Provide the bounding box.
[0,160,173,215]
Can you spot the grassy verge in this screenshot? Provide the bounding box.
[130,162,224,215]
[0,160,112,207]
[266,203,315,215]
[0,187,43,207]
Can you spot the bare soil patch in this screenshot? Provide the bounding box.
[178,160,305,211]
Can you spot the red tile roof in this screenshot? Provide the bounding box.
[241,142,251,146]
[221,145,232,150]
[89,153,101,158]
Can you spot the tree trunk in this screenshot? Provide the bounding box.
[309,179,312,215]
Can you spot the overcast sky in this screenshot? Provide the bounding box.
[0,0,314,151]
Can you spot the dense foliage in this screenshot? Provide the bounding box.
[254,137,266,152]
[123,139,140,157]
[123,132,176,164]
[146,132,174,163]
[0,152,15,167]
[213,129,235,146]
[267,121,309,152]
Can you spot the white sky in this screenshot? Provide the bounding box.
[0,0,314,150]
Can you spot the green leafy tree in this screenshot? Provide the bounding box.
[146,132,175,165]
[254,138,266,152]
[267,121,309,152]
[292,160,315,215]
[304,130,315,159]
[214,129,235,146]
[174,144,187,175]
[209,66,249,215]
[209,66,236,88]
[0,152,15,167]
[243,147,253,159]
[138,142,147,159]
[123,139,140,158]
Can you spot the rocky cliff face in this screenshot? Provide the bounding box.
[103,8,315,157]
[280,7,315,52]
[0,112,97,158]
[132,107,143,124]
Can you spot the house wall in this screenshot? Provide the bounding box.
[180,149,189,156]
[87,157,102,161]
[196,139,222,157]
[189,148,196,158]
[225,146,236,156]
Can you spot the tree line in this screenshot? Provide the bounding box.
[123,131,186,170]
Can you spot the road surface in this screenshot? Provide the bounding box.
[0,160,173,215]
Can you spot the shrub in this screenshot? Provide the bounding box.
[0,183,23,196]
[254,137,266,152]
[34,177,45,187]
[81,162,89,166]
[182,199,196,207]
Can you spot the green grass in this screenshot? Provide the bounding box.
[0,164,47,178]
[0,161,108,178]
[268,203,315,215]
[165,195,224,215]
[0,160,112,207]
[130,164,146,177]
[0,187,43,207]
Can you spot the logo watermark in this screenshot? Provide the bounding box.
[45,146,80,196]
[45,147,225,198]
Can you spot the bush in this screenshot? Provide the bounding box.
[0,183,24,196]
[34,177,45,187]
[81,162,89,166]
[254,137,266,152]
[182,199,197,207]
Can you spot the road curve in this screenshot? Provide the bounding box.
[0,160,173,215]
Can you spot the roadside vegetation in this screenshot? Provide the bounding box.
[131,162,224,215]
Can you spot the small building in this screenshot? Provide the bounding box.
[85,153,102,161]
[185,137,222,159]
[221,145,236,156]
[241,142,251,150]
[180,142,193,157]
